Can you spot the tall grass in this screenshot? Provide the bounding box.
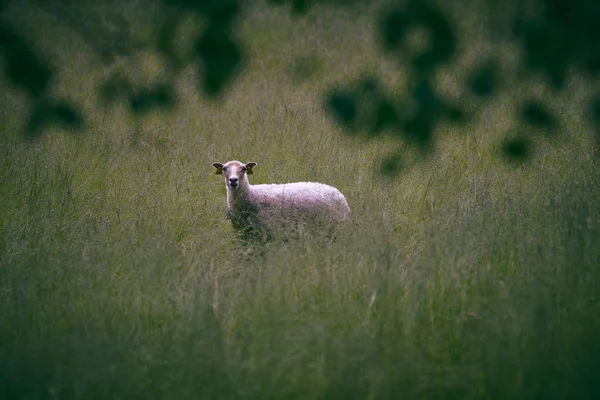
[1,1,599,399]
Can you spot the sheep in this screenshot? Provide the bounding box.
[212,160,350,242]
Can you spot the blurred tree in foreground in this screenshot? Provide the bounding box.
[1,0,599,171]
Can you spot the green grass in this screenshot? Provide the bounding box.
[1,1,600,399]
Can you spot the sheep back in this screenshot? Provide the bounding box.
[247,181,349,231]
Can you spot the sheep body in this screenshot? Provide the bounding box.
[213,161,350,241]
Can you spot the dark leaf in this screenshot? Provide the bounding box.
[468,59,499,97]
[196,27,244,97]
[444,103,467,124]
[326,90,358,130]
[585,51,600,76]
[164,0,208,13]
[358,77,379,94]
[401,80,440,148]
[519,100,556,131]
[380,9,409,50]
[546,61,568,90]
[291,0,311,16]
[403,114,435,148]
[380,153,403,176]
[25,101,83,138]
[502,137,531,161]
[589,94,600,125]
[130,84,176,114]
[156,10,182,65]
[0,25,52,96]
[51,103,84,130]
[520,25,569,89]
[25,105,48,139]
[372,100,399,133]
[411,3,456,71]
[522,26,554,70]
[208,0,240,25]
[412,79,436,106]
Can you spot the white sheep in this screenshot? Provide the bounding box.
[212,160,350,242]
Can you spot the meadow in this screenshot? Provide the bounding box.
[1,1,599,399]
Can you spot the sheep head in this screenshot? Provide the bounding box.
[212,160,256,190]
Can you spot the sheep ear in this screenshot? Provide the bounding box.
[212,163,224,175]
[245,162,257,174]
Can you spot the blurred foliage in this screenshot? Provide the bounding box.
[0,0,599,167]
[0,23,82,137]
[327,0,600,167]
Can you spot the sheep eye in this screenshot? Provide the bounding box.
[241,167,247,172]
[222,167,228,172]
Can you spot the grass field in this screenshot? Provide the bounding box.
[1,1,599,399]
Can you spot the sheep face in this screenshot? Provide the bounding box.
[212,160,256,190]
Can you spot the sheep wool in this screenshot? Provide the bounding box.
[212,160,350,241]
